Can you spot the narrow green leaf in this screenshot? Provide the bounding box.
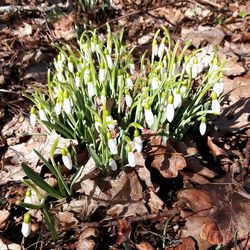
[86,144,102,167]
[21,163,62,199]
[70,165,85,194]
[18,201,43,210]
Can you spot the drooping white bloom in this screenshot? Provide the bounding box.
[180,80,188,97]
[21,213,31,238]
[127,145,136,167]
[55,98,62,116]
[211,92,220,114]
[87,81,95,99]
[213,76,224,97]
[125,93,133,107]
[109,158,118,171]
[63,91,72,114]
[152,39,158,57]
[144,103,154,127]
[30,190,40,206]
[99,67,106,83]
[24,190,32,210]
[151,76,159,90]
[173,88,182,109]
[209,56,219,73]
[30,107,36,127]
[106,54,113,69]
[57,71,64,82]
[117,74,123,87]
[107,132,117,155]
[75,74,81,87]
[68,59,74,74]
[84,69,89,83]
[129,63,135,75]
[126,74,133,89]
[158,37,166,58]
[133,130,143,152]
[199,117,207,136]
[38,104,48,122]
[166,95,175,123]
[61,148,73,170]
[172,63,180,76]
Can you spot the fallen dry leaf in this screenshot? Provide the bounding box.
[0,210,10,230]
[207,136,227,158]
[13,22,32,37]
[200,221,223,244]
[181,26,225,48]
[0,237,21,250]
[147,189,165,213]
[76,227,99,250]
[136,241,156,250]
[55,211,78,229]
[116,219,132,245]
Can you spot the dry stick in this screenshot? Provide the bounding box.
[79,210,180,228]
[194,0,223,9]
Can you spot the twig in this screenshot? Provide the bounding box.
[79,210,180,228]
[193,0,223,9]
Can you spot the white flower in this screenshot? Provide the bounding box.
[30,107,36,127]
[87,81,95,98]
[21,213,31,238]
[68,60,74,74]
[151,76,159,90]
[152,40,158,57]
[199,117,207,136]
[117,74,123,87]
[129,63,135,74]
[39,109,47,122]
[107,133,117,155]
[213,77,224,97]
[109,158,118,171]
[63,91,72,114]
[211,92,220,114]
[106,54,113,69]
[57,71,64,82]
[144,103,154,127]
[172,63,180,76]
[95,121,101,133]
[126,75,133,89]
[158,38,166,58]
[125,94,133,107]
[173,88,182,109]
[106,112,115,130]
[24,190,32,210]
[180,82,187,97]
[84,69,89,83]
[133,130,143,152]
[55,100,62,116]
[127,145,136,167]
[99,68,106,82]
[61,148,73,170]
[166,95,175,122]
[75,75,81,87]
[30,190,40,206]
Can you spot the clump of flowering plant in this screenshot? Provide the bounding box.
[28,25,224,172]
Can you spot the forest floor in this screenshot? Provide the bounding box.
[0,0,250,249]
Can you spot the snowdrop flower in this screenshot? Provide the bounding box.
[125,88,133,107]
[107,132,117,155]
[68,57,74,74]
[158,37,166,58]
[117,70,123,87]
[152,39,158,57]
[199,117,207,136]
[38,104,48,122]
[180,80,188,97]
[63,90,72,114]
[129,60,135,74]
[211,92,220,114]
[160,62,166,77]
[144,102,154,127]
[163,55,167,68]
[109,158,118,171]
[75,72,81,87]
[151,75,159,90]
[133,129,143,152]
[99,62,106,83]
[213,75,224,97]
[173,87,182,109]
[24,190,32,210]
[100,89,106,104]
[84,69,90,83]
[55,98,62,116]
[166,95,175,123]
[87,76,95,99]
[210,56,219,73]
[105,49,113,69]
[106,111,115,130]
[56,71,64,82]
[21,213,31,238]
[30,190,40,206]
[94,117,101,133]
[126,74,133,89]
[127,144,136,167]
[30,106,36,127]
[61,148,73,170]
[172,62,180,77]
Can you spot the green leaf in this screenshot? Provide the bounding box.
[127,122,143,130]
[21,163,62,199]
[86,144,102,167]
[18,201,43,210]
[70,165,85,194]
[43,205,58,241]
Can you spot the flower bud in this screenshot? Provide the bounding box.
[38,103,48,122]
[109,158,118,171]
[127,145,136,167]
[133,130,143,152]
[151,75,159,90]
[24,190,32,210]
[125,91,133,108]
[158,37,166,58]
[105,49,113,69]
[211,92,220,114]
[55,98,62,116]
[30,106,36,127]
[21,213,31,238]
[144,103,154,127]
[87,76,95,99]
[107,132,117,155]
[68,57,74,73]
[166,95,175,122]
[173,87,182,109]
[152,39,158,57]
[61,148,73,170]
[126,74,133,89]
[99,62,106,82]
[63,91,72,114]
[199,117,207,135]
[75,72,81,87]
